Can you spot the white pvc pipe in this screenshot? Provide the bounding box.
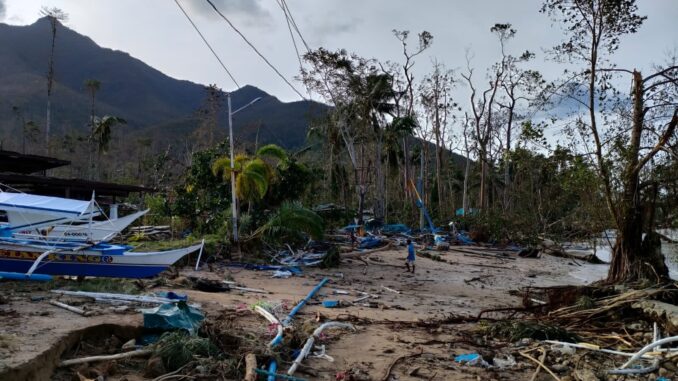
[608,359,659,375]
[287,322,354,376]
[619,336,678,369]
[254,306,283,348]
[545,340,651,358]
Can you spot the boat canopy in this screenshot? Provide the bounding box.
[0,192,99,218]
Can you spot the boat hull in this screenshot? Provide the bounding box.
[0,243,202,278]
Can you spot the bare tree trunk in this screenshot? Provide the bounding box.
[374,129,385,221]
[478,146,488,210]
[607,72,671,283]
[503,110,513,212]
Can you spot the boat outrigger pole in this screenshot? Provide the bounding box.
[25,249,57,277]
[408,179,437,233]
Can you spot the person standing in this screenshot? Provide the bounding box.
[405,239,415,273]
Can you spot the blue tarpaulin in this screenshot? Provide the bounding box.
[359,236,383,249]
[380,224,411,235]
[226,262,303,274]
[456,232,474,244]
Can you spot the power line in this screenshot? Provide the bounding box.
[276,0,303,71]
[280,0,310,53]
[173,0,240,89]
[205,0,306,100]
[276,0,313,100]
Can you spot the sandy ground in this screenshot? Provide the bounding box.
[0,247,607,380]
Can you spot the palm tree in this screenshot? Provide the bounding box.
[212,154,271,202]
[84,79,101,126]
[212,144,290,242]
[40,7,68,154]
[90,115,126,179]
[212,144,290,201]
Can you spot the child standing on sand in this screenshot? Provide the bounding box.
[405,239,415,273]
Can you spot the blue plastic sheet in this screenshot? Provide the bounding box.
[155,291,187,301]
[142,302,204,335]
[456,232,474,245]
[226,262,303,274]
[359,236,382,249]
[381,224,411,235]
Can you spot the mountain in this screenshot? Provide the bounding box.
[0,17,328,150]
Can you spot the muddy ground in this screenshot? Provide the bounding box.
[1,246,671,380]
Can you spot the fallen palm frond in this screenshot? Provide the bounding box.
[155,331,219,371]
[250,201,324,243]
[483,320,578,342]
[545,288,675,327]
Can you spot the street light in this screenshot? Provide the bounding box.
[227,93,262,248]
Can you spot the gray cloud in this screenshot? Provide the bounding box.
[0,0,6,20]
[309,16,363,45]
[183,0,271,25]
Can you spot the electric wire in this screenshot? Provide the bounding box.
[204,0,306,100]
[280,0,310,52]
[174,0,240,88]
[276,0,313,100]
[276,0,303,72]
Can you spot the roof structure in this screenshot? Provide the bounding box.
[0,150,71,174]
[0,150,153,202]
[0,173,154,201]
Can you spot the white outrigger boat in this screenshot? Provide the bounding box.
[0,192,148,242]
[0,191,203,279]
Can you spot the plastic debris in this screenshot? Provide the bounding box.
[380,224,411,235]
[492,354,517,369]
[358,236,383,249]
[272,270,293,278]
[454,353,489,367]
[155,291,187,301]
[227,262,303,274]
[142,301,204,335]
[310,345,334,362]
[322,300,339,308]
[456,232,474,245]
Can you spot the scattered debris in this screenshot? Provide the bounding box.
[142,301,204,334]
[60,349,153,367]
[287,321,355,375]
[49,300,93,317]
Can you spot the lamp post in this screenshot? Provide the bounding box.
[227,93,262,246]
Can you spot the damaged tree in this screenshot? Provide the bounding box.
[542,0,678,283]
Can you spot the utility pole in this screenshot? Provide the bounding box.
[228,94,238,245]
[227,93,262,249]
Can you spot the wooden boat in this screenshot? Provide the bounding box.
[0,238,203,278]
[0,191,203,279]
[0,191,148,242]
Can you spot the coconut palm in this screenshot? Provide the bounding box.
[211,144,289,202]
[84,79,101,126]
[212,155,271,202]
[89,115,126,179]
[91,115,126,154]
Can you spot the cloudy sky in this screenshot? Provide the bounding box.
[1,0,677,103]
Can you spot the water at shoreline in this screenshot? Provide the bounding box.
[567,230,678,283]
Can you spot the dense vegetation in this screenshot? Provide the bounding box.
[1,1,676,284]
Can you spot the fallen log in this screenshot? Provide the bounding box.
[448,247,516,260]
[244,353,257,381]
[341,243,393,259]
[49,300,92,317]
